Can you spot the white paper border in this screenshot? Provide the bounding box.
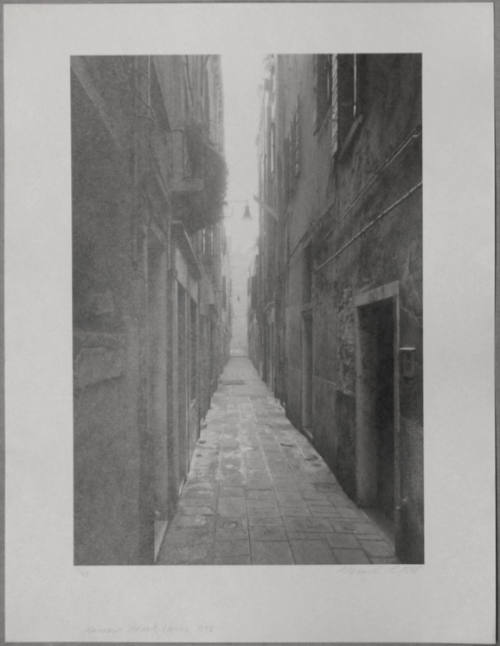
[4,2,496,643]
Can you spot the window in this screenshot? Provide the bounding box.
[337,54,366,152]
[316,55,333,128]
[315,54,366,157]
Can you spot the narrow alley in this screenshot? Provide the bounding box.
[72,54,423,566]
[158,357,398,565]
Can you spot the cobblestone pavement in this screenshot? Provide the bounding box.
[157,357,398,565]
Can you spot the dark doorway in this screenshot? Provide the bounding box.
[356,297,397,527]
[373,301,395,518]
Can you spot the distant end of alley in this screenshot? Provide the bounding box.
[158,357,398,565]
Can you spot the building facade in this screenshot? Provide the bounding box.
[72,55,230,565]
[249,54,423,562]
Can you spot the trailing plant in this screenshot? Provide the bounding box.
[182,120,227,233]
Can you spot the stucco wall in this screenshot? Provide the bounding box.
[258,54,423,562]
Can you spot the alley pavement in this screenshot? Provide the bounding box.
[157,357,398,565]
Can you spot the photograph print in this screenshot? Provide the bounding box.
[72,53,423,566]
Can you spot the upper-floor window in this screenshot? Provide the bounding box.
[337,54,366,152]
[316,55,333,128]
[315,54,367,158]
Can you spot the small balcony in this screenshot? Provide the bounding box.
[162,121,227,234]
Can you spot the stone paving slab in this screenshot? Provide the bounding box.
[157,357,398,565]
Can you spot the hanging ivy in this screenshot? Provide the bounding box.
[182,120,228,234]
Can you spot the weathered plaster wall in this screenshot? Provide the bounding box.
[313,56,423,561]
[261,54,423,562]
[73,56,230,564]
[72,62,148,564]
